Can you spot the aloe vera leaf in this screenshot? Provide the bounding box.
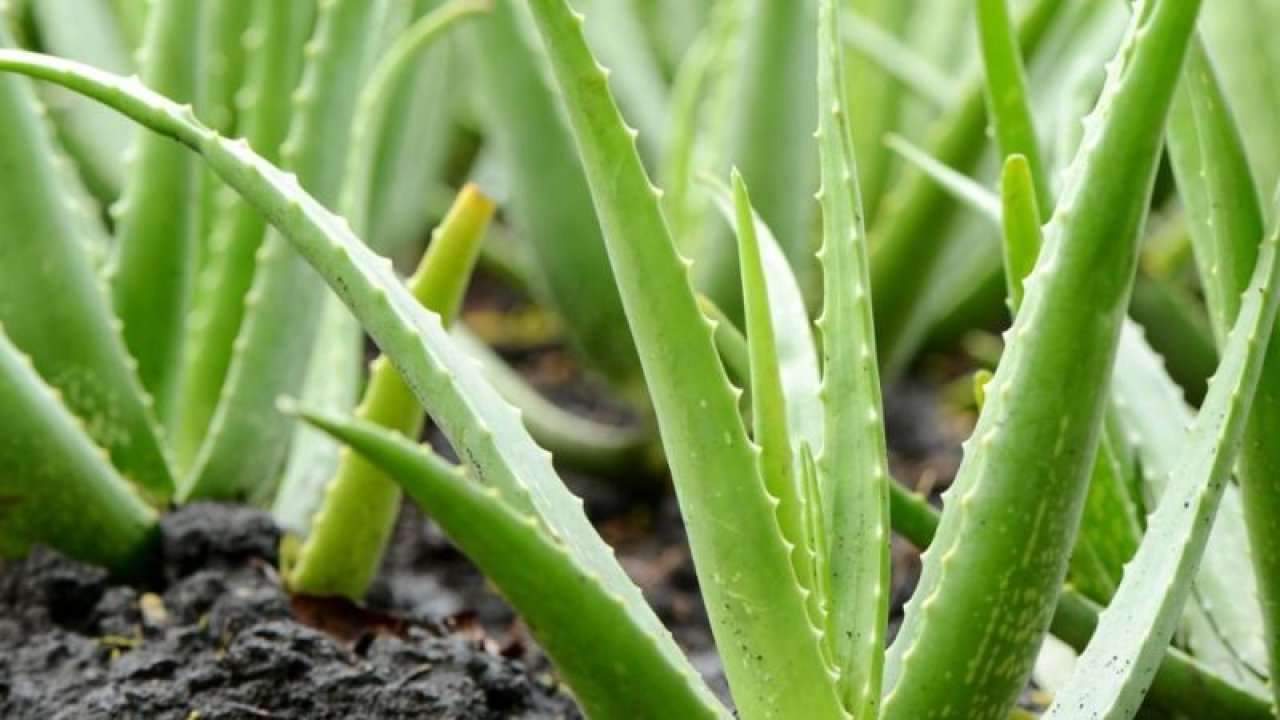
[842,10,956,112]
[1045,187,1280,720]
[296,410,725,719]
[705,181,824,463]
[0,328,158,577]
[1168,43,1262,348]
[882,3,1204,717]
[0,49,728,716]
[467,0,645,405]
[1000,154,1041,310]
[976,0,1052,213]
[869,0,1063,378]
[1110,322,1270,686]
[573,0,669,160]
[887,471,1273,719]
[1169,36,1280,699]
[173,0,311,470]
[522,0,846,713]
[813,0,893,712]
[199,0,253,136]
[892,125,1149,606]
[0,30,173,498]
[289,184,494,598]
[450,326,655,478]
[1200,0,1280,205]
[108,0,204,425]
[697,0,818,321]
[722,171,824,629]
[27,0,131,201]
[185,0,390,500]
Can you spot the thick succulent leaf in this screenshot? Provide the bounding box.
[705,180,823,463]
[1168,35,1280,695]
[1200,0,1280,205]
[0,328,158,577]
[520,1,846,715]
[1111,323,1270,686]
[975,0,1052,213]
[891,111,1158,609]
[999,155,1042,311]
[174,0,312,470]
[886,462,1273,719]
[27,0,131,200]
[365,5,458,256]
[342,0,487,240]
[198,0,253,136]
[722,171,824,631]
[185,0,389,500]
[297,410,725,719]
[288,184,493,598]
[814,0,892,712]
[1045,188,1280,720]
[109,0,204,425]
[0,28,173,498]
[573,0,670,160]
[882,3,1203,718]
[466,0,645,404]
[0,49,725,717]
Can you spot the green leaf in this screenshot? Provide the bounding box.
[815,0,891,712]
[0,327,158,577]
[1045,188,1280,720]
[28,0,132,200]
[868,0,1064,377]
[109,0,204,426]
[976,0,1052,213]
[0,24,174,498]
[999,154,1042,312]
[1168,34,1280,698]
[882,3,1205,717]
[174,0,312,471]
[725,169,823,630]
[184,0,390,501]
[519,0,846,714]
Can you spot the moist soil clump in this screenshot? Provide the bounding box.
[0,503,580,720]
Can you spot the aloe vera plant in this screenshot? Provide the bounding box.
[1,0,1279,717]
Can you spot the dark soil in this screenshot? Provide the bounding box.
[0,503,581,720]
